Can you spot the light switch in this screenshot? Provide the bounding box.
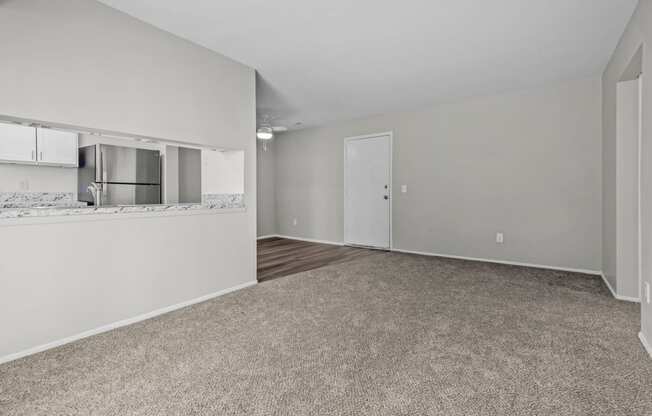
[496,233,504,244]
[401,185,407,193]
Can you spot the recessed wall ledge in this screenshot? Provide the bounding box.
[0,193,245,220]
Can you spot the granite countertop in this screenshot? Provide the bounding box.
[8,201,90,209]
[0,192,88,209]
[0,193,245,220]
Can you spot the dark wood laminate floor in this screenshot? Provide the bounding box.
[257,237,380,282]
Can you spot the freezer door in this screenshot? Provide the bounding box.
[99,144,161,185]
[102,184,161,206]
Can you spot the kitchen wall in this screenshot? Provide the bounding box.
[0,164,77,194]
[269,76,602,272]
[0,0,256,360]
[163,145,180,204]
[178,147,202,204]
[203,150,245,195]
[78,134,162,150]
[603,0,652,354]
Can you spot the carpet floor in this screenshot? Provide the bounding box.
[1,252,651,415]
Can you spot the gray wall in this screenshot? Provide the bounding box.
[0,0,256,360]
[257,140,277,237]
[603,0,652,349]
[163,145,180,204]
[178,147,202,204]
[269,77,602,272]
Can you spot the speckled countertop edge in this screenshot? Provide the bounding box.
[0,193,245,220]
[0,202,245,220]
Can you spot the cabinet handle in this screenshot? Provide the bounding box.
[31,150,35,161]
[39,151,43,161]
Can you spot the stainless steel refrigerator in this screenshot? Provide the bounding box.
[78,144,161,206]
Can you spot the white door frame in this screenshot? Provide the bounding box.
[638,73,643,299]
[343,131,393,250]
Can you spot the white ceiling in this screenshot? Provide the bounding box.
[99,0,637,130]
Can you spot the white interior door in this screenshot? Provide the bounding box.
[344,134,391,249]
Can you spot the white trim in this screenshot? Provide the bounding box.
[640,332,652,358]
[0,280,257,365]
[616,294,641,302]
[392,247,602,275]
[638,74,644,301]
[600,272,619,297]
[257,234,278,240]
[274,234,345,246]
[600,272,641,302]
[343,131,393,250]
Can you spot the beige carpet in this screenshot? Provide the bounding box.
[1,252,651,415]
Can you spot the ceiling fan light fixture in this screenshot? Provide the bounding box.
[257,126,274,140]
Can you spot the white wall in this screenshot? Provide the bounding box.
[270,77,602,272]
[0,0,256,360]
[603,0,652,352]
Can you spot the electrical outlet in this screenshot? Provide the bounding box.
[496,233,504,244]
[19,180,29,191]
[293,218,298,226]
[645,282,651,304]
[401,185,408,193]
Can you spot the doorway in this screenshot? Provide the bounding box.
[344,133,392,249]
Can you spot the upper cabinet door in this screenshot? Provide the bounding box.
[0,123,37,163]
[37,128,78,167]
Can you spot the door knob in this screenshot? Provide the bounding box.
[384,195,389,200]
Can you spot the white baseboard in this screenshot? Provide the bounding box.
[392,248,601,276]
[394,249,642,303]
[263,239,601,274]
[399,248,639,303]
[0,280,258,365]
[640,332,652,358]
[262,238,639,303]
[257,235,278,240]
[600,272,641,303]
[616,293,640,302]
[273,235,345,246]
[600,272,619,297]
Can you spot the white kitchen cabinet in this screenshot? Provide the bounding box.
[36,128,78,167]
[0,123,37,164]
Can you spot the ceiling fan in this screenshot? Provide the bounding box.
[257,115,287,140]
